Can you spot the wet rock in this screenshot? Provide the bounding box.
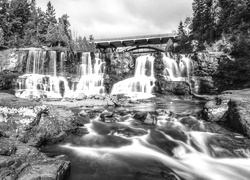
[76,93,87,100]
[203,89,250,137]
[0,138,70,180]
[0,138,16,156]
[94,95,105,100]
[144,114,156,125]
[100,110,114,122]
[17,159,70,180]
[90,120,112,135]
[203,97,229,121]
[116,127,147,137]
[26,132,46,147]
[133,112,148,121]
[0,112,7,123]
[107,100,115,106]
[179,116,205,131]
[120,114,132,121]
[74,127,89,136]
[156,109,170,116]
[78,109,88,116]
[227,99,250,137]
[92,106,104,113]
[75,116,90,126]
[0,104,78,147]
[100,110,113,118]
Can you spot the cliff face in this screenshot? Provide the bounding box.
[192,52,250,94]
[1,48,250,95]
[104,52,135,93]
[0,49,27,90]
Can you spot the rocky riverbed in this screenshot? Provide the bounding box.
[1,90,250,180]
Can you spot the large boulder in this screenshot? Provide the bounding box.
[202,97,230,122]
[203,89,250,137]
[0,138,70,180]
[0,101,78,147]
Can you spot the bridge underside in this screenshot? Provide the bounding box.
[95,33,177,52]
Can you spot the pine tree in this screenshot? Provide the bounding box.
[45,1,57,24]
[82,36,89,52]
[177,21,190,52]
[88,35,96,52]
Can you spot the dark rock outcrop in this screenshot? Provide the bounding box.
[0,99,78,147]
[203,89,250,137]
[104,52,135,93]
[154,79,191,95]
[0,138,70,180]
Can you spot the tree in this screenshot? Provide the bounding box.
[176,21,191,53]
[0,28,4,46]
[88,35,96,52]
[45,1,57,25]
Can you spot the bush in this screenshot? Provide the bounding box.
[0,70,20,90]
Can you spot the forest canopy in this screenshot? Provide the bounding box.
[0,0,96,52]
[176,0,250,57]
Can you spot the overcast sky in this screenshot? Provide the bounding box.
[36,0,193,40]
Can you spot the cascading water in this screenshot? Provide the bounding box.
[73,52,105,96]
[42,106,250,180]
[163,54,194,81]
[16,50,71,99]
[16,50,106,99]
[111,55,155,99]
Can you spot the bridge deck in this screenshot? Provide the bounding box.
[95,33,177,49]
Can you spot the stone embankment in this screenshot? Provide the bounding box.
[203,89,250,137]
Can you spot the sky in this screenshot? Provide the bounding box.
[36,0,193,40]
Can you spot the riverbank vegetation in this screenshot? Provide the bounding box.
[0,0,96,52]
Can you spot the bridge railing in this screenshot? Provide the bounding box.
[95,33,177,42]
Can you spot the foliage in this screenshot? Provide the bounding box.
[0,0,95,52]
[176,0,250,57]
[0,70,20,90]
[175,21,192,53]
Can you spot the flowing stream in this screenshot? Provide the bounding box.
[41,100,250,180]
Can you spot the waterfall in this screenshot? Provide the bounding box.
[16,50,71,99]
[111,55,155,99]
[163,54,193,81]
[75,52,105,96]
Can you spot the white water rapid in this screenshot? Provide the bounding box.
[111,55,155,99]
[51,112,250,180]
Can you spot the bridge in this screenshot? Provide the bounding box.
[94,33,177,53]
